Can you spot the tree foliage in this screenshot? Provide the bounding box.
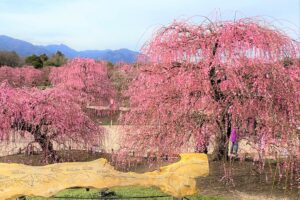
[0,51,21,67]
[44,51,67,67]
[0,66,44,87]
[25,54,44,69]
[107,62,138,106]
[25,51,67,68]
[49,58,115,106]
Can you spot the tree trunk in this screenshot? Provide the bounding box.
[12,119,59,163]
[32,130,58,163]
[210,128,230,161]
[209,65,232,160]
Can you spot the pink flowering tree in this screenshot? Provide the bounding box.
[0,59,117,163]
[120,18,299,166]
[0,82,102,163]
[49,58,115,106]
[108,62,139,106]
[0,66,44,87]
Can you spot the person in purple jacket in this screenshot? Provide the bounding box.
[228,128,239,156]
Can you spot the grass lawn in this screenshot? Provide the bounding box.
[26,186,225,200]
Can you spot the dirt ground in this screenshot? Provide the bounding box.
[196,159,299,200]
[0,151,299,200]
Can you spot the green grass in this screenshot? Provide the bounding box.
[26,187,225,200]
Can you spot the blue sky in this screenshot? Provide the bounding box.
[0,0,299,51]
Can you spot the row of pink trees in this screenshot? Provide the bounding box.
[0,66,45,87]
[120,18,299,166]
[0,58,115,162]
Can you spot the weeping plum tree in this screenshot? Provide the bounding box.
[108,63,139,106]
[49,58,115,106]
[0,83,102,163]
[120,18,299,163]
[0,59,116,163]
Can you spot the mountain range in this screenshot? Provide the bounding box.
[0,35,139,63]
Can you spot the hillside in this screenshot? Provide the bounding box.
[0,35,139,63]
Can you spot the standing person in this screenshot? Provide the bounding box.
[228,128,238,157]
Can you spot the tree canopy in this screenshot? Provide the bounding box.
[120,19,299,162]
[0,59,115,162]
[0,66,44,87]
[49,58,115,106]
[0,51,21,67]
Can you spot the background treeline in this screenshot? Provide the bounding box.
[0,50,67,68]
[0,51,21,67]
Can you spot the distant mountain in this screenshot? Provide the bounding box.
[78,49,138,63]
[43,44,78,58]
[0,35,139,63]
[0,35,50,56]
